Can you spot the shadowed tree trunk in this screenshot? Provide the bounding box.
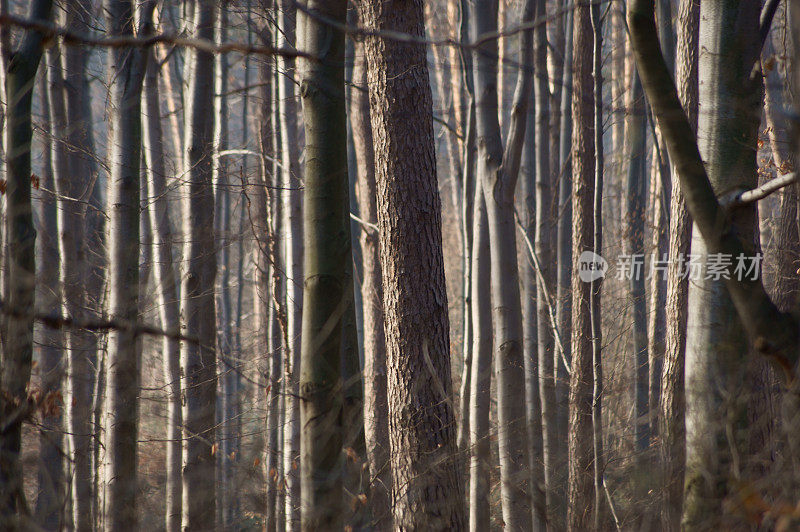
[349,23,391,530]
[567,1,597,528]
[35,82,64,530]
[358,0,466,527]
[180,1,218,528]
[296,0,351,528]
[0,1,52,527]
[143,47,182,532]
[102,1,153,528]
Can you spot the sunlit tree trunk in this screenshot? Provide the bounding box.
[143,46,182,532]
[358,0,466,527]
[102,1,153,528]
[567,1,597,528]
[180,1,218,528]
[659,0,698,527]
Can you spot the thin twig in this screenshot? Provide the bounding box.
[721,172,797,207]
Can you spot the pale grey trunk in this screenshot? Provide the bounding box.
[277,2,303,527]
[532,0,557,521]
[470,0,539,526]
[468,188,492,532]
[0,0,51,527]
[682,0,763,527]
[180,1,218,528]
[142,51,182,532]
[35,85,65,530]
[624,69,650,452]
[349,24,391,530]
[103,1,152,528]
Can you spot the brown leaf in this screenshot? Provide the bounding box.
[0,180,6,195]
[31,174,40,190]
[211,443,218,456]
[253,456,261,467]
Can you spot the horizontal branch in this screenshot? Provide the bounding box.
[0,298,200,344]
[721,172,798,207]
[0,13,313,60]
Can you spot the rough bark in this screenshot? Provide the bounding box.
[358,0,466,527]
[0,1,52,527]
[567,2,597,529]
[659,0,698,527]
[180,1,218,528]
[143,47,182,532]
[349,27,391,531]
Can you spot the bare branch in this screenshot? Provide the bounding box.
[722,172,798,207]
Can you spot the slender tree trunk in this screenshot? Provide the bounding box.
[103,2,153,529]
[358,0,466,527]
[276,2,303,526]
[554,4,573,523]
[658,0,698,528]
[567,2,597,528]
[35,83,65,530]
[468,187,492,532]
[470,0,540,526]
[681,1,763,526]
[349,25,391,530]
[143,49,182,532]
[532,0,558,521]
[624,69,650,452]
[0,1,52,527]
[180,2,218,528]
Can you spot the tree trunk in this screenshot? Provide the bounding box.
[470,0,539,526]
[180,1,218,528]
[35,81,65,530]
[468,187,492,532]
[659,0,698,527]
[0,1,52,527]
[681,1,763,526]
[276,2,303,527]
[143,48,182,532]
[567,1,597,528]
[349,25,391,530]
[358,0,466,527]
[624,69,650,452]
[103,1,153,528]
[296,1,351,528]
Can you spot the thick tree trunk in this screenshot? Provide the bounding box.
[0,1,52,527]
[35,84,64,530]
[349,27,391,530]
[681,1,763,526]
[358,0,466,527]
[659,0,698,527]
[567,2,597,528]
[468,187,491,532]
[296,1,351,528]
[180,2,218,528]
[102,2,153,528]
[143,49,182,532]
